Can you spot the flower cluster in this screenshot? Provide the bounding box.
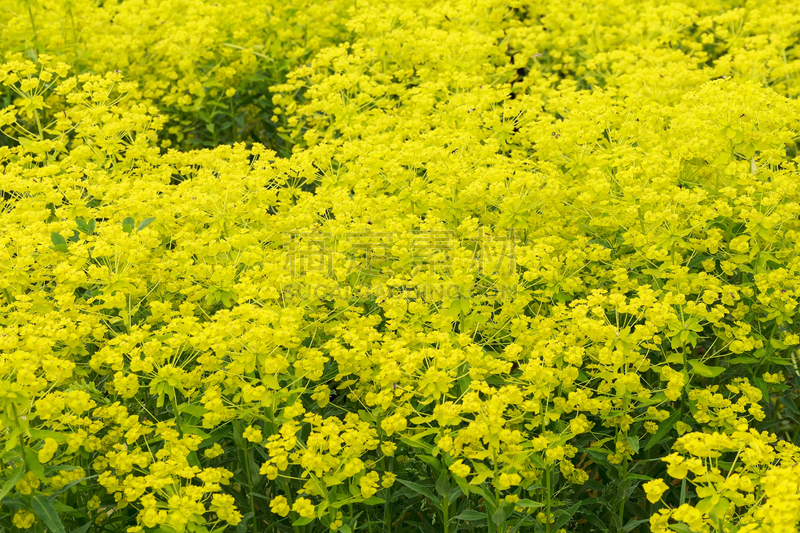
[1,1,800,533]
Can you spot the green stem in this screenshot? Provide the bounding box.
[442,495,450,533]
[618,465,626,532]
[170,392,183,438]
[545,465,552,533]
[752,321,780,380]
[383,456,395,532]
[68,7,77,47]
[10,404,26,453]
[280,477,300,533]
[243,443,257,533]
[28,4,39,46]
[230,98,238,144]
[679,478,687,507]
[33,109,43,140]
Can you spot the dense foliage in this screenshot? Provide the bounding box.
[2,1,800,533]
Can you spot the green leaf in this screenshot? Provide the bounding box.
[0,465,25,502]
[711,151,730,166]
[452,510,487,522]
[362,497,385,505]
[179,404,207,418]
[75,218,96,235]
[435,468,450,498]
[32,495,67,533]
[515,499,544,508]
[50,232,68,252]
[137,217,156,232]
[624,518,651,531]
[727,356,758,365]
[551,501,582,531]
[626,434,640,454]
[234,512,253,533]
[419,454,442,475]
[689,360,724,378]
[491,504,507,525]
[70,522,93,533]
[292,516,315,526]
[122,217,135,234]
[28,430,66,443]
[48,474,98,502]
[644,410,681,451]
[23,448,46,482]
[397,479,440,507]
[399,433,436,454]
[231,421,245,450]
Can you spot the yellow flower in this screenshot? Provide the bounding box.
[643,479,669,503]
[204,443,224,459]
[211,493,242,525]
[359,471,380,499]
[449,460,471,478]
[38,437,59,463]
[13,511,36,529]
[270,495,291,517]
[15,472,40,496]
[292,497,315,519]
[243,426,263,443]
[381,472,397,489]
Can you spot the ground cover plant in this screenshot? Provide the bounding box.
[1,0,800,532]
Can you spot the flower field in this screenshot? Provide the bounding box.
[2,0,800,532]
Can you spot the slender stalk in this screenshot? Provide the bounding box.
[242,443,257,533]
[68,6,78,47]
[170,392,183,438]
[33,108,44,140]
[28,4,39,46]
[618,465,626,532]
[545,465,552,533]
[442,495,450,533]
[10,404,26,456]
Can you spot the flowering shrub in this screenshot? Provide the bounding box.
[1,1,800,533]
